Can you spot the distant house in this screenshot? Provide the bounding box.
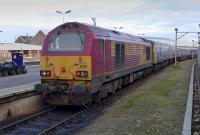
[30,30,48,46]
[10,30,49,61]
[15,36,33,44]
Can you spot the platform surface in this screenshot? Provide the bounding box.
[0,81,39,99]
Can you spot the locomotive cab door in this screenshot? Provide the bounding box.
[145,44,151,63]
[97,39,105,73]
[97,39,110,73]
[104,40,111,71]
[149,41,155,64]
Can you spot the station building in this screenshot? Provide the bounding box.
[0,30,48,62]
[0,43,41,62]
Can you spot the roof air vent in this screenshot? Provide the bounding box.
[61,24,67,29]
[111,30,120,34]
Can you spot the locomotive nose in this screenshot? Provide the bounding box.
[40,56,91,80]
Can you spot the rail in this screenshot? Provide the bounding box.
[0,107,55,133]
[37,104,97,135]
[182,62,196,135]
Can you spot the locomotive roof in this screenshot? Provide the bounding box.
[53,22,149,45]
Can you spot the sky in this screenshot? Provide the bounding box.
[0,0,200,44]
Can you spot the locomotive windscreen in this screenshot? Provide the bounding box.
[48,32,85,51]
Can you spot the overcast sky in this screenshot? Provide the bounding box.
[0,0,199,43]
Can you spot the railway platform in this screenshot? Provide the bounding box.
[182,62,195,135]
[0,82,39,104]
[0,81,45,123]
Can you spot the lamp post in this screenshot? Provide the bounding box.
[56,10,71,23]
[174,28,178,66]
[192,40,195,59]
[91,17,96,26]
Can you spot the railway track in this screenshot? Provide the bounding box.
[0,105,97,135]
[0,107,55,133]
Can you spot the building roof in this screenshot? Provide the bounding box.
[16,36,33,42]
[29,30,48,45]
[20,36,33,41]
[40,30,49,35]
[0,43,42,50]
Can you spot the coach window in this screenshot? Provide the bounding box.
[98,40,104,52]
[146,46,150,60]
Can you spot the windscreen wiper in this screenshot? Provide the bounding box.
[77,30,84,48]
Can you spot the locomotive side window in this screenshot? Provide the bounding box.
[115,44,121,67]
[48,33,85,51]
[146,46,151,60]
[98,40,104,52]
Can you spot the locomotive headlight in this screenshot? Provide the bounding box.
[76,71,81,77]
[43,71,47,76]
[81,71,85,77]
[46,71,51,76]
[40,70,51,76]
[76,71,88,77]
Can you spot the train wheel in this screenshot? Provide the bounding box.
[117,79,122,89]
[94,90,102,103]
[112,81,118,94]
[2,71,8,76]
